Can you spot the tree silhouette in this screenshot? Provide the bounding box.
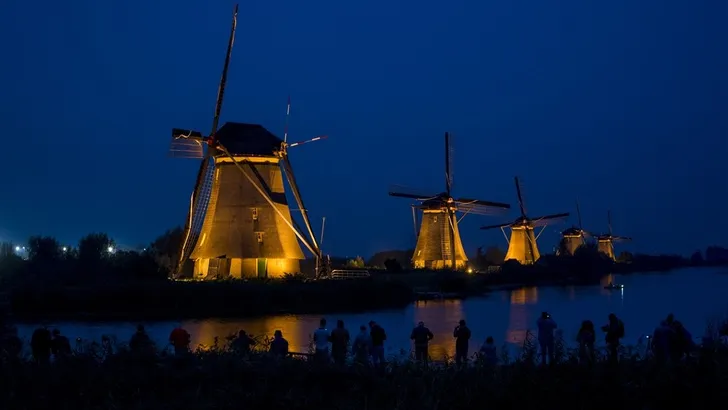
[27,236,61,262]
[78,233,115,263]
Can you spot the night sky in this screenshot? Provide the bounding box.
[1,1,726,259]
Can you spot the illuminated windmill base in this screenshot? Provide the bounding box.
[504,226,541,265]
[559,228,585,256]
[189,155,305,279]
[412,207,468,270]
[597,239,616,261]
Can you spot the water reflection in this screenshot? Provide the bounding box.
[182,316,307,352]
[507,287,538,344]
[413,299,463,358]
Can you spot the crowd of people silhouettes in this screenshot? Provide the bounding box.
[0,310,725,367]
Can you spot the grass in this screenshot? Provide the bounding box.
[2,325,728,409]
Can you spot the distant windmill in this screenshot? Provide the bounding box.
[480,177,569,264]
[389,132,511,270]
[596,210,631,261]
[558,199,591,256]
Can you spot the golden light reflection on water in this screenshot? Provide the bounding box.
[506,287,538,344]
[413,299,463,359]
[600,273,615,296]
[181,316,307,353]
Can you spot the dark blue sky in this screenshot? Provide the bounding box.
[1,0,726,258]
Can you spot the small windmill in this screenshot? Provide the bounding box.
[480,177,569,264]
[596,210,631,261]
[558,199,591,256]
[389,132,511,270]
[169,5,327,280]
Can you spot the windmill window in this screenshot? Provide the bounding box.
[251,208,259,221]
[433,216,437,223]
[256,232,264,243]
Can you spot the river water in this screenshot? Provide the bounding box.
[15,268,728,359]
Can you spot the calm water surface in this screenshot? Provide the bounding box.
[16,268,728,359]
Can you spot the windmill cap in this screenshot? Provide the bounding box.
[214,122,283,156]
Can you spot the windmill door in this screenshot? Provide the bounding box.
[256,258,268,278]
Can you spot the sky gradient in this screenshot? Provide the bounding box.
[1,0,726,258]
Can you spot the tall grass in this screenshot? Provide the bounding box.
[2,327,727,409]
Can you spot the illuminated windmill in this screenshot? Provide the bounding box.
[389,132,511,270]
[558,200,591,256]
[596,210,631,261]
[480,177,569,264]
[169,5,327,279]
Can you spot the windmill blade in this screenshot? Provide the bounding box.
[530,212,570,227]
[514,176,527,218]
[454,198,511,209]
[288,135,328,148]
[411,205,419,238]
[612,235,632,242]
[607,210,613,236]
[480,222,513,230]
[388,185,439,201]
[208,4,239,141]
[444,132,453,195]
[169,128,205,158]
[576,199,583,230]
[454,198,511,216]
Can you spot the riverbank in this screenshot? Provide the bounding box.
[4,264,722,321]
[1,338,725,409]
[3,278,414,321]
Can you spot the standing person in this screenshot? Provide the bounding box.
[576,320,596,365]
[352,325,372,365]
[269,330,289,357]
[652,320,674,364]
[30,326,52,364]
[410,321,434,364]
[51,329,72,360]
[536,312,558,365]
[231,330,256,355]
[369,321,387,367]
[479,336,497,366]
[313,318,331,363]
[130,324,154,357]
[536,312,558,364]
[330,320,350,365]
[602,313,625,363]
[453,319,472,367]
[169,327,191,356]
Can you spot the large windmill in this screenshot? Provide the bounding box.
[389,132,511,270]
[596,210,631,261]
[169,5,326,280]
[480,177,569,265]
[558,200,590,256]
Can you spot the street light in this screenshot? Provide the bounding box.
[62,247,67,252]
[14,246,20,252]
[107,246,115,254]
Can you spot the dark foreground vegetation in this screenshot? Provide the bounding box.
[1,230,727,320]
[2,329,728,409]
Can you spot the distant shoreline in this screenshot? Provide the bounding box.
[4,265,720,323]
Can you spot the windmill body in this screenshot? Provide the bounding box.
[390,133,510,270]
[557,201,589,256]
[504,220,541,264]
[596,210,631,261]
[185,123,305,279]
[559,227,585,256]
[481,177,568,265]
[412,200,468,269]
[169,5,325,280]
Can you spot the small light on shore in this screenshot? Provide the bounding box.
[467,268,473,274]
[62,247,67,252]
[107,246,115,253]
[14,246,20,252]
